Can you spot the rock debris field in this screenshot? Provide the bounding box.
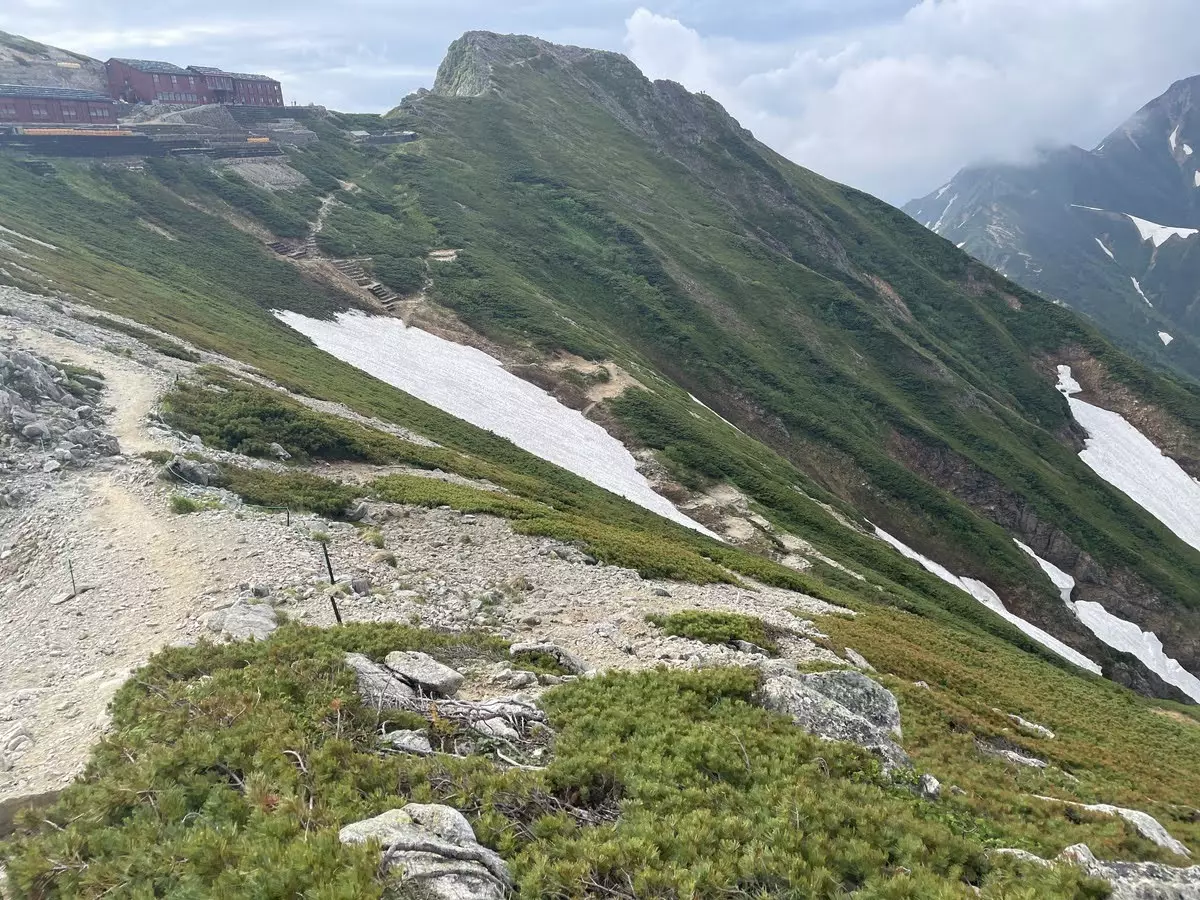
[0,287,845,804]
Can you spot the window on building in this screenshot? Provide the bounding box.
[0,104,16,119]
[30,104,48,118]
[188,76,195,87]
[62,106,78,120]
[152,73,160,85]
[90,107,110,118]
[170,75,177,85]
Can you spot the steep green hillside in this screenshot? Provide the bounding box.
[4,32,1200,699]
[381,34,1200,681]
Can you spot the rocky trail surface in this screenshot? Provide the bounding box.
[0,288,843,804]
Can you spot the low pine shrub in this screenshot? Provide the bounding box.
[647,609,782,654]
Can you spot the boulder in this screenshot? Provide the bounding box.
[978,741,1047,769]
[1006,713,1055,740]
[345,501,370,522]
[268,442,291,460]
[843,648,876,672]
[350,577,372,596]
[21,421,51,441]
[345,653,416,709]
[474,717,519,741]
[759,674,910,773]
[795,670,902,738]
[339,804,510,900]
[205,601,278,642]
[384,651,465,698]
[510,641,589,676]
[385,729,433,755]
[164,455,221,487]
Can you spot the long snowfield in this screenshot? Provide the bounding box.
[1015,540,1200,703]
[1056,366,1200,553]
[276,310,716,537]
[873,527,1102,673]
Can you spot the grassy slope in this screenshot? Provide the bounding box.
[363,50,1200,631]
[4,619,1197,899]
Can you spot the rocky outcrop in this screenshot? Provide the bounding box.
[994,844,1200,899]
[1060,843,1200,899]
[383,651,465,698]
[204,600,278,642]
[1032,798,1191,857]
[1,349,120,505]
[344,653,416,709]
[339,803,510,900]
[163,455,221,487]
[977,740,1048,769]
[758,670,909,772]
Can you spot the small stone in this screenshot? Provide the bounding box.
[350,577,372,596]
[843,648,876,672]
[917,773,941,800]
[41,459,61,473]
[474,717,519,741]
[652,587,671,597]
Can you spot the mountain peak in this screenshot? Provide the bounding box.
[433,30,637,98]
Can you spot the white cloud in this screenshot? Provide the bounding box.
[624,2,1200,201]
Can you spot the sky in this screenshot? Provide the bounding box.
[3,0,1200,202]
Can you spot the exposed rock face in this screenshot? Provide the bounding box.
[383,651,465,697]
[887,430,1200,694]
[344,653,416,709]
[1060,844,1200,900]
[339,803,510,900]
[917,774,941,800]
[204,601,278,642]
[759,670,910,772]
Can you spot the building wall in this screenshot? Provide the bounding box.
[106,60,211,105]
[0,95,116,124]
[231,78,284,107]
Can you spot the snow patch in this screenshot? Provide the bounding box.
[275,310,718,537]
[1186,144,1194,156]
[873,527,1101,673]
[1194,171,1200,188]
[1014,540,1075,604]
[1169,124,1180,152]
[1014,538,1200,700]
[1070,204,1105,212]
[1130,277,1152,306]
[1126,214,1199,247]
[1094,238,1114,260]
[688,393,746,435]
[1159,332,1174,346]
[1056,365,1200,554]
[936,183,951,199]
[1076,602,1200,703]
[956,241,966,249]
[932,194,958,233]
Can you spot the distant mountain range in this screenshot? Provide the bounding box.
[905,75,1200,382]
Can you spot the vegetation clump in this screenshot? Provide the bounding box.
[647,609,782,655]
[0,624,1112,899]
[220,465,360,518]
[168,493,220,514]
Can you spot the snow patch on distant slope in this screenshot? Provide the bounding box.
[1056,365,1200,554]
[1194,171,1200,188]
[1186,144,1194,156]
[932,194,958,233]
[1014,539,1200,701]
[689,393,745,435]
[275,310,718,537]
[1169,124,1180,152]
[936,183,951,199]
[1013,540,1075,604]
[1159,332,1174,346]
[1126,214,1199,247]
[873,527,1100,673]
[1094,238,1114,260]
[1076,602,1200,702]
[1131,277,1152,306]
